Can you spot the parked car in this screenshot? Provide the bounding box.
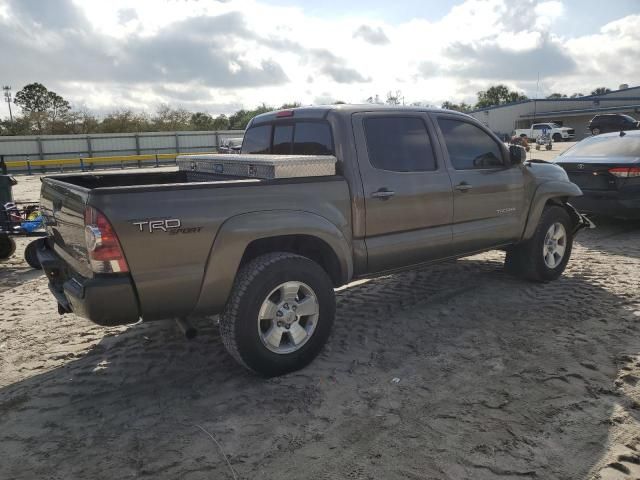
[217,137,243,154]
[36,105,591,376]
[588,113,640,136]
[555,130,640,219]
[514,123,576,142]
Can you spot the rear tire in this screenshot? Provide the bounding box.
[505,205,573,282]
[220,252,335,377]
[0,234,16,260]
[24,239,42,269]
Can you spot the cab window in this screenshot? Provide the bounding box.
[364,117,437,172]
[241,125,271,154]
[437,118,504,170]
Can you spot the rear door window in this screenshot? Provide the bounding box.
[364,117,437,172]
[241,125,271,154]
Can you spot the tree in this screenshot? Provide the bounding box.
[13,83,72,134]
[590,87,611,96]
[280,102,302,109]
[546,93,567,99]
[570,93,584,98]
[211,114,230,131]
[228,104,273,130]
[441,101,472,112]
[64,106,99,134]
[190,112,214,130]
[13,83,52,113]
[99,109,151,133]
[153,104,191,131]
[386,90,403,105]
[48,92,71,134]
[475,84,527,109]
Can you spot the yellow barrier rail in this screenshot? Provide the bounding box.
[4,151,215,173]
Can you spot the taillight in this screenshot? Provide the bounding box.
[608,167,640,178]
[276,110,294,118]
[84,206,129,273]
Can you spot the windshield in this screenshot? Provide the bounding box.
[621,114,638,123]
[562,134,640,158]
[549,123,561,128]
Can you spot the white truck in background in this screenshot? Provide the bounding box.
[514,123,576,142]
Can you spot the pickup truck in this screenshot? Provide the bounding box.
[514,123,576,142]
[37,105,591,376]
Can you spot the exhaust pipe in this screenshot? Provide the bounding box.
[175,318,198,340]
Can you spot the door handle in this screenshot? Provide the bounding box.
[455,182,472,192]
[371,188,395,200]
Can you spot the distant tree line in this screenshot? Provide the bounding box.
[0,83,303,136]
[1,82,618,135]
[441,84,614,112]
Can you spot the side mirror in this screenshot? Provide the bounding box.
[509,145,526,165]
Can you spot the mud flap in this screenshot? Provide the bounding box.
[566,202,595,234]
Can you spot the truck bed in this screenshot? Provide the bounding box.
[45,170,253,190]
[39,168,351,321]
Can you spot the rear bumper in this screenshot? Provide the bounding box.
[570,190,640,219]
[37,238,140,326]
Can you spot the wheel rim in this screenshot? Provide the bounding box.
[593,128,600,135]
[543,222,567,269]
[257,281,319,354]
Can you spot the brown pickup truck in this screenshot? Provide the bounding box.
[37,105,591,376]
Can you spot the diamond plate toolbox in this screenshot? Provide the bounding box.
[177,154,336,179]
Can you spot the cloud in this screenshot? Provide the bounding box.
[307,49,370,84]
[117,8,138,25]
[445,33,577,81]
[353,25,390,45]
[7,0,86,29]
[1,6,288,96]
[0,0,638,115]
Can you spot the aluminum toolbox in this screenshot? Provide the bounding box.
[177,154,336,180]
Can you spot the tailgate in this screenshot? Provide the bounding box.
[40,177,93,277]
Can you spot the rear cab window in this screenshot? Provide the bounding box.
[241,121,334,155]
[241,124,271,154]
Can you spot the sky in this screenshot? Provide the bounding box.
[0,0,638,117]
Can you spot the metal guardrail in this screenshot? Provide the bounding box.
[0,151,214,175]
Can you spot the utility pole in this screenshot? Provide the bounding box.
[3,86,13,122]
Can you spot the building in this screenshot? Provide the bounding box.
[468,84,640,141]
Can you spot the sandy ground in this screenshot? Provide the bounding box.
[2,160,640,480]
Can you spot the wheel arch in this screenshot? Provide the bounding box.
[521,181,583,241]
[193,210,353,315]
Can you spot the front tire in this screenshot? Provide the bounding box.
[591,128,600,135]
[553,133,562,142]
[0,234,16,260]
[220,252,336,376]
[505,205,573,282]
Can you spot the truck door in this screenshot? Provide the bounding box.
[432,114,525,254]
[352,112,454,273]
